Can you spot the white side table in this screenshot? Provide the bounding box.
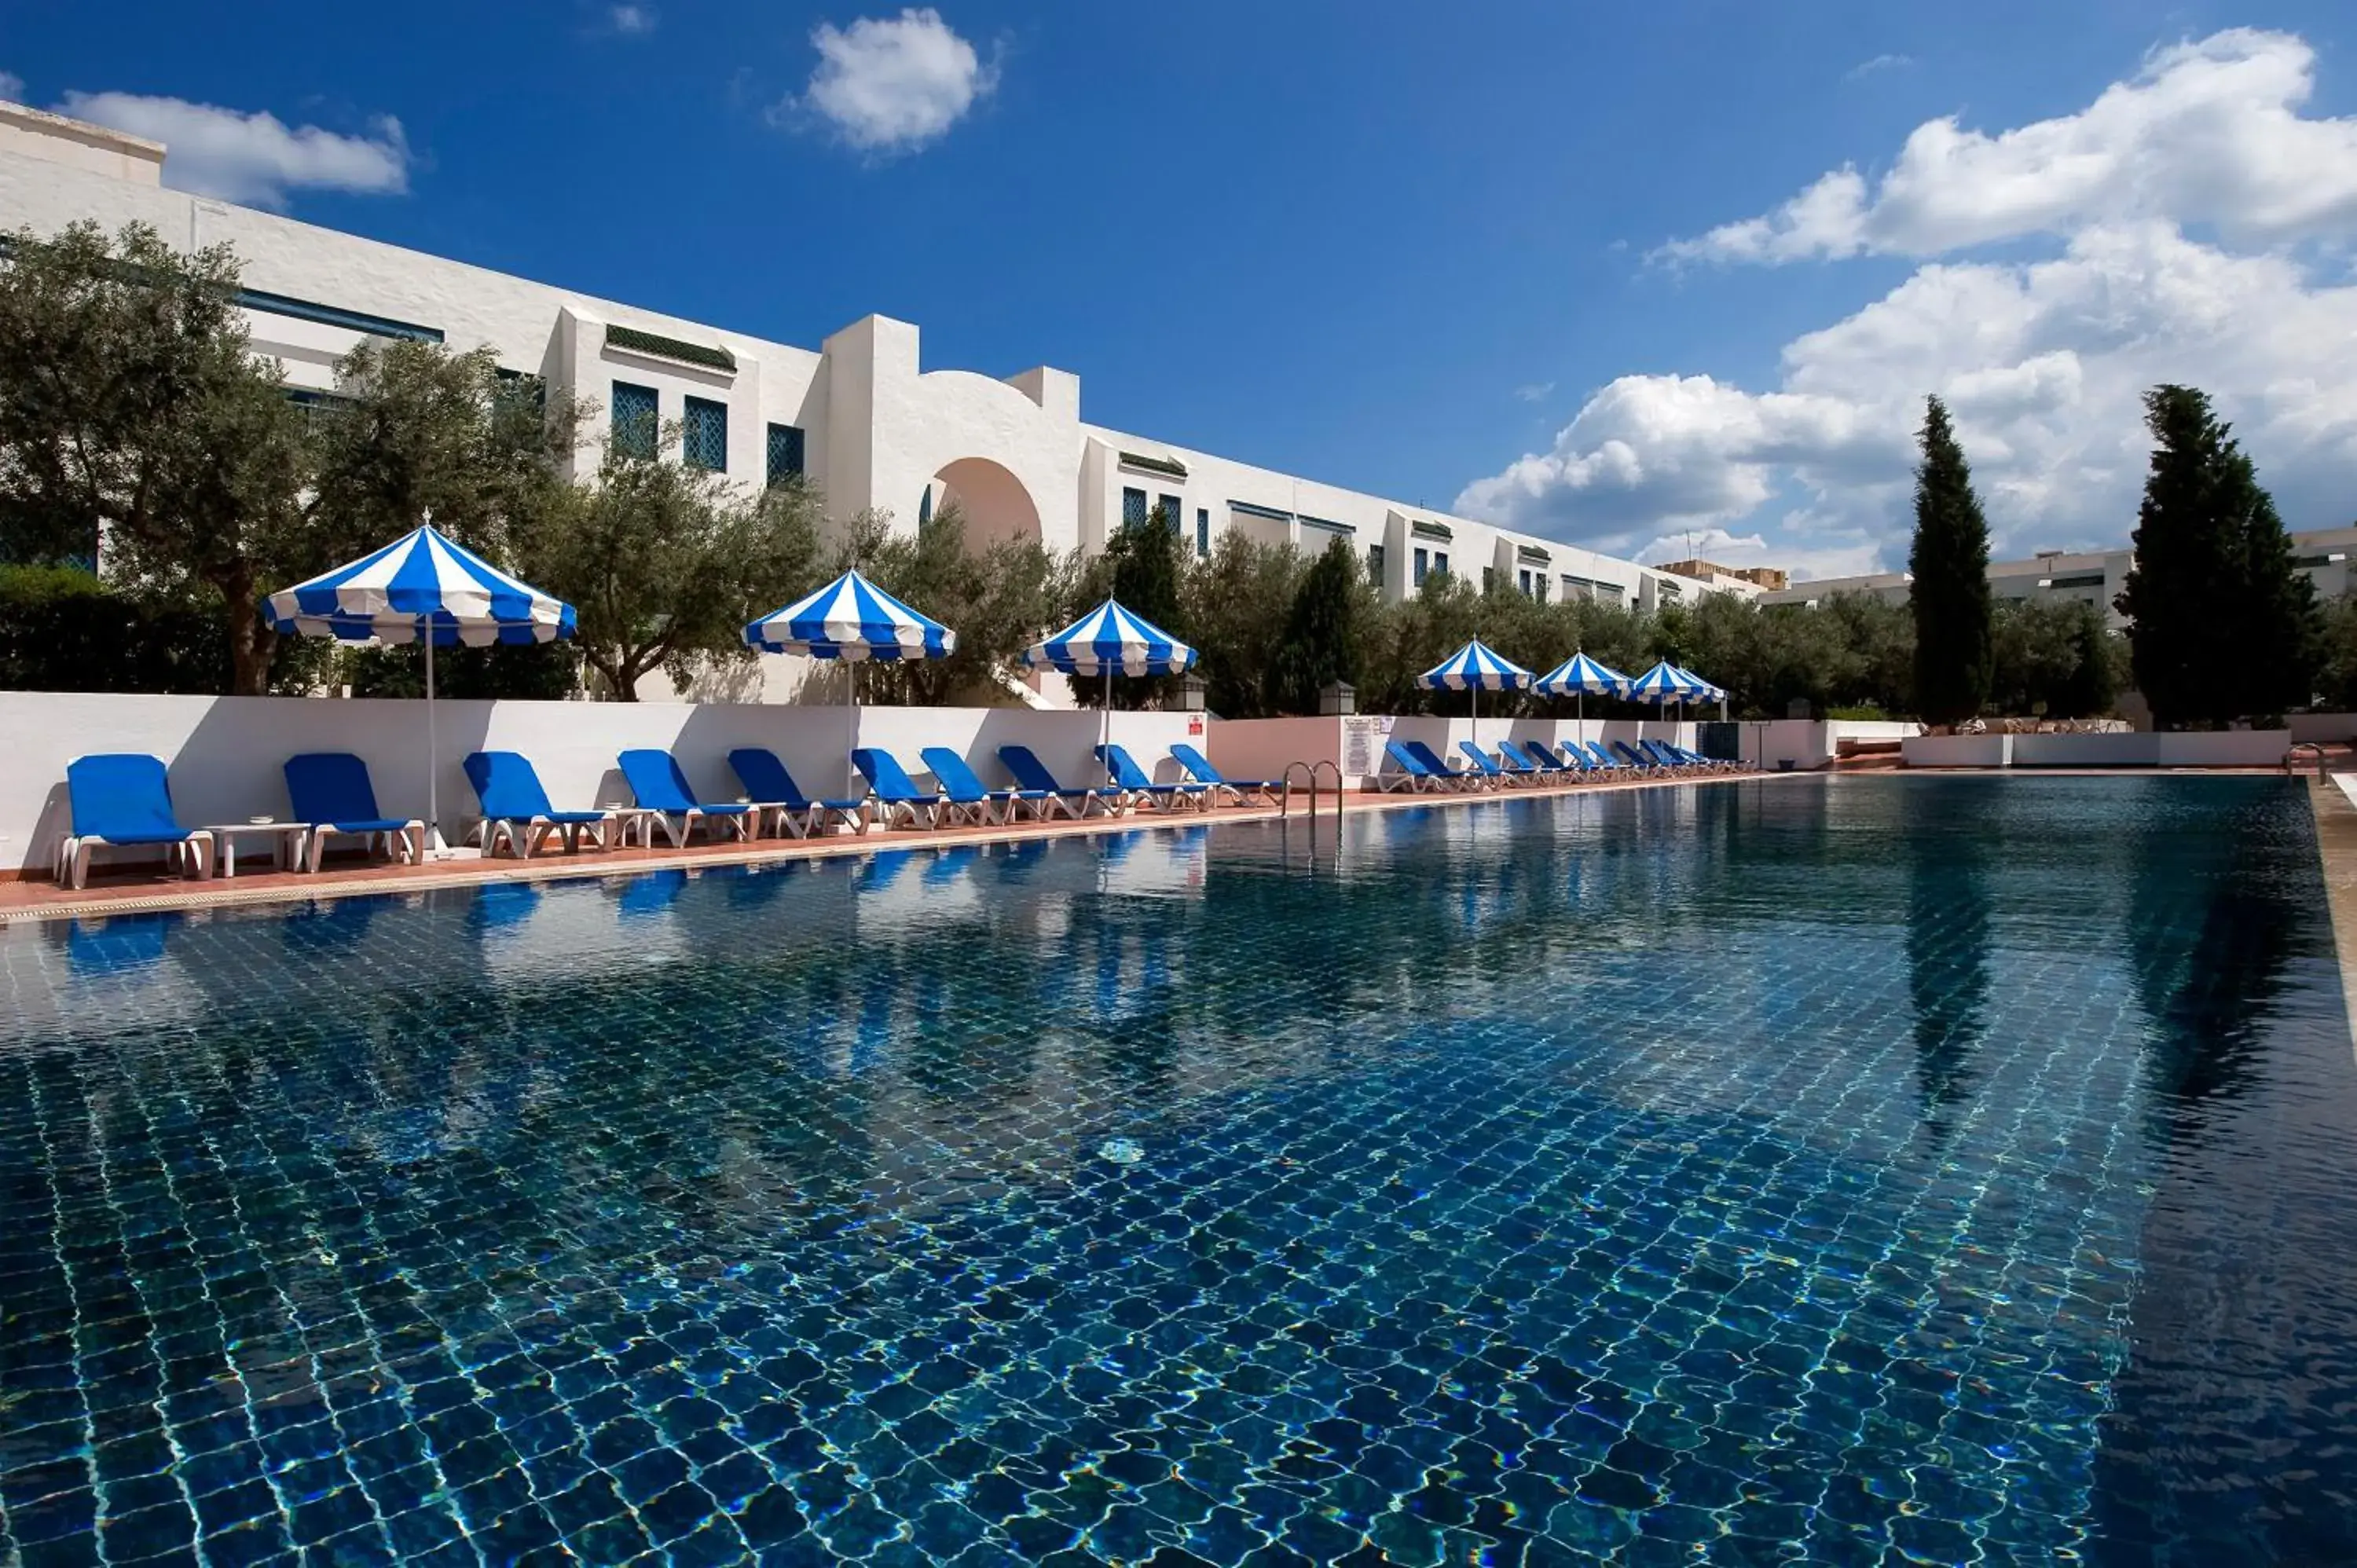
[204,822,310,878]
[596,806,655,848]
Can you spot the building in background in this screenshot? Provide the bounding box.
[0,100,1750,643]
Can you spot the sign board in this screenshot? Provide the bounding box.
[1341,715,1395,780]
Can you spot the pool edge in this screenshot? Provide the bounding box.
[2306,775,2357,1060]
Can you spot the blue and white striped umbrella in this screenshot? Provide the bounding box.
[1418,639,1531,691]
[263,521,576,855]
[1024,599,1196,677]
[1628,659,1706,705]
[265,523,574,646]
[743,569,956,660]
[1533,650,1631,699]
[1420,639,1530,750]
[1672,664,1725,702]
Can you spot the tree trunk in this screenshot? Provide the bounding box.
[223,576,274,696]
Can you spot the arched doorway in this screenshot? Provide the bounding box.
[930,457,1044,551]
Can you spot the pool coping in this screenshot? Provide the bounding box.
[0,768,1798,927]
[2308,774,2357,1059]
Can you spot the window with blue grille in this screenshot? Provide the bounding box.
[766,423,805,486]
[1160,494,1183,537]
[1413,547,1428,587]
[683,397,727,472]
[612,381,658,460]
[1197,508,1210,559]
[1435,551,1450,579]
[1122,487,1149,529]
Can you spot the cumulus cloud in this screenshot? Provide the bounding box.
[1663,29,2357,265]
[0,71,25,103]
[607,5,656,35]
[1458,28,2357,573]
[786,7,997,155]
[53,90,409,210]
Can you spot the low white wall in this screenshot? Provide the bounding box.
[1207,716,1340,787]
[0,691,1204,877]
[2289,713,2357,744]
[1901,729,2291,769]
[1739,720,1831,771]
[1902,734,2013,768]
[2151,731,2293,767]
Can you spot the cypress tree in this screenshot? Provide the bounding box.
[1907,395,1995,727]
[1105,504,1187,709]
[2117,386,2316,726]
[2227,452,2320,718]
[1277,536,1362,713]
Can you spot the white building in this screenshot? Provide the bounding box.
[1762,530,2356,629]
[0,101,1743,678]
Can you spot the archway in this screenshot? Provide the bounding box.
[930,457,1044,552]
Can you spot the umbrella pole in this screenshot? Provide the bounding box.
[423,621,440,855]
[848,661,860,800]
[1102,665,1112,768]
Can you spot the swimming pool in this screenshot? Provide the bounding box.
[2,775,2351,1565]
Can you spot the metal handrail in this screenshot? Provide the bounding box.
[1278,759,1346,826]
[2287,742,2327,779]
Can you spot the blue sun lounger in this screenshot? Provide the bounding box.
[921,747,1044,825]
[1460,741,1540,787]
[1614,740,1671,772]
[1098,743,1210,811]
[998,746,1124,819]
[1575,741,1626,774]
[1168,742,1276,804]
[1379,739,1446,793]
[464,752,613,858]
[57,753,214,889]
[854,749,961,830]
[1509,739,1578,778]
[1401,738,1484,791]
[727,748,867,837]
[619,749,756,847]
[285,753,424,872]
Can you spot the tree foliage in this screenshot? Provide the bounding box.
[2117,384,2319,727]
[858,501,1059,706]
[1908,394,1995,727]
[522,433,823,699]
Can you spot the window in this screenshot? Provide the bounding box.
[1483,566,1497,594]
[1434,551,1450,579]
[1160,494,1183,537]
[1534,575,1548,603]
[611,381,658,459]
[1368,543,1385,584]
[1518,569,1532,597]
[1122,486,1149,528]
[683,396,727,471]
[1197,507,1210,559]
[1413,547,1429,587]
[766,423,805,486]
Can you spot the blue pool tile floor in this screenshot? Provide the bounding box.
[1,775,2352,1565]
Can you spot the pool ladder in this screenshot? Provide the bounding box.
[1279,760,1344,828]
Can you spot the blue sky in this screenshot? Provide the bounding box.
[8,1,2357,577]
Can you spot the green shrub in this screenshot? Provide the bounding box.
[0,565,231,693]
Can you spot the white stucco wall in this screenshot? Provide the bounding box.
[0,692,1206,877]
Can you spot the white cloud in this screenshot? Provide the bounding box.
[53,90,409,210]
[0,71,25,103]
[1663,29,2357,265]
[608,5,657,35]
[1514,381,1555,403]
[1845,53,1914,80]
[787,7,996,155]
[1460,29,2357,574]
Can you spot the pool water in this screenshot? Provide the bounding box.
[2,775,2352,1566]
